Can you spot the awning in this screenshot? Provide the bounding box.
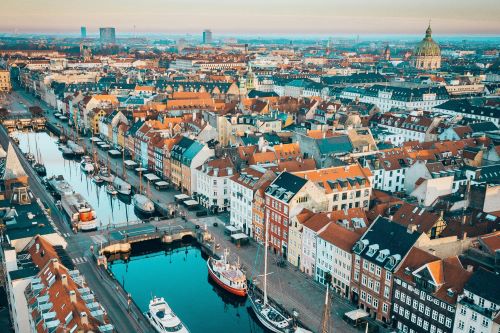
[124,160,137,166]
[231,233,248,241]
[174,194,190,201]
[144,173,160,181]
[90,137,101,142]
[184,200,198,206]
[155,181,169,186]
[108,149,121,156]
[135,167,147,173]
[344,309,369,321]
[225,225,240,233]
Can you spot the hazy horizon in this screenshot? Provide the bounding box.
[1,0,499,35]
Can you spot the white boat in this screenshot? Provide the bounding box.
[61,193,98,231]
[61,146,74,158]
[98,165,115,183]
[113,176,132,195]
[47,175,74,197]
[133,194,155,215]
[92,175,104,185]
[145,296,189,333]
[249,212,295,333]
[80,156,94,173]
[67,140,85,156]
[106,184,118,195]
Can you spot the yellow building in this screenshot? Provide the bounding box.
[88,109,108,135]
[0,70,11,92]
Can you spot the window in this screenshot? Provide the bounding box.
[411,314,416,323]
[373,299,379,308]
[361,291,366,301]
[425,307,430,316]
[394,304,399,313]
[369,263,375,273]
[368,279,374,289]
[471,312,477,321]
[445,318,452,328]
[469,327,475,333]
[386,271,392,282]
[374,282,380,293]
[375,266,381,276]
[432,310,438,320]
[417,317,423,326]
[457,321,464,330]
[423,321,429,330]
[430,325,436,333]
[460,307,466,316]
[405,310,410,319]
[438,314,444,324]
[413,300,418,309]
[384,286,390,299]
[419,303,424,313]
[362,275,367,286]
[383,303,389,313]
[482,317,489,327]
[363,261,369,270]
[395,290,400,299]
[367,294,372,305]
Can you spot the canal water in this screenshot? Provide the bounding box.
[15,131,141,228]
[108,241,265,333]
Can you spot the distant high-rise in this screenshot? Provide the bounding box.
[99,27,116,44]
[202,29,212,44]
[80,26,87,39]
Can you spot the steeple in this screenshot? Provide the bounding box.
[426,20,432,38]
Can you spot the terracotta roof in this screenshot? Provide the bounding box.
[28,235,60,268]
[293,163,372,193]
[479,231,500,253]
[197,157,235,177]
[391,203,442,234]
[274,158,316,173]
[318,222,364,252]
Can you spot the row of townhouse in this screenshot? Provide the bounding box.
[374,112,442,146]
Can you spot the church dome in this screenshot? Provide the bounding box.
[413,25,441,57]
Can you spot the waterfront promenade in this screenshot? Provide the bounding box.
[5,86,386,332]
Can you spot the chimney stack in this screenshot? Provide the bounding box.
[466,265,474,272]
[61,274,68,287]
[80,312,89,326]
[69,290,77,303]
[52,259,59,271]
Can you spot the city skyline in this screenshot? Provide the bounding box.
[1,0,500,35]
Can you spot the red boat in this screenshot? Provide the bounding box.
[207,249,247,297]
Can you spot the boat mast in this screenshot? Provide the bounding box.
[263,212,269,305]
[139,169,143,194]
[122,148,126,180]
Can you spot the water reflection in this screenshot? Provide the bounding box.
[108,241,264,333]
[15,131,141,228]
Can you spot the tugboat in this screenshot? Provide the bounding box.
[145,296,189,333]
[207,249,247,297]
[80,156,94,173]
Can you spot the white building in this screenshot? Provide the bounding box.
[341,84,449,112]
[195,157,235,213]
[228,166,275,237]
[365,149,409,193]
[453,269,500,333]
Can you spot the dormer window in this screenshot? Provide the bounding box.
[376,249,390,262]
[366,244,379,257]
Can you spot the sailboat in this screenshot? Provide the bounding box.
[32,132,46,177]
[249,217,295,333]
[133,168,155,216]
[113,148,132,195]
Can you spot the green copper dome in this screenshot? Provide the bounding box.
[413,25,441,57]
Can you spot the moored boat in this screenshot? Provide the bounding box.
[61,146,74,158]
[33,162,47,177]
[207,249,247,297]
[47,175,74,197]
[113,176,132,195]
[67,140,85,156]
[145,296,189,333]
[133,194,155,216]
[80,156,94,173]
[61,193,98,231]
[106,184,118,195]
[92,175,104,185]
[98,165,114,183]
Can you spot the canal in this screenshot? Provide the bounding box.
[108,241,265,333]
[15,130,142,228]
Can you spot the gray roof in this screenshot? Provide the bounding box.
[316,135,353,155]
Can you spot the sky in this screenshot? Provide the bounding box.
[0,0,499,36]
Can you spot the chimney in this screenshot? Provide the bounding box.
[466,265,474,272]
[80,312,89,326]
[389,215,393,221]
[53,259,59,271]
[407,224,418,234]
[36,243,40,253]
[61,274,68,287]
[462,232,467,240]
[69,290,77,303]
